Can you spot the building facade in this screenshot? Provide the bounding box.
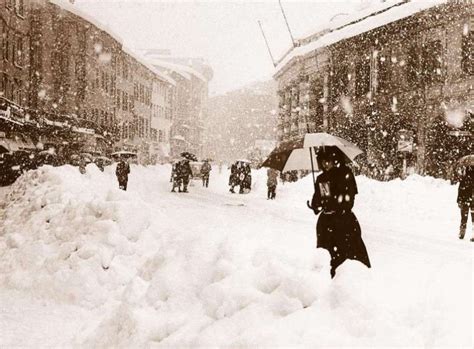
[274,0,473,179]
[1,0,176,165]
[144,52,213,159]
[0,0,29,107]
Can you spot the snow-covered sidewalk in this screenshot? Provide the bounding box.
[0,164,472,347]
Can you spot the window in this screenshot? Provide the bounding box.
[407,43,421,87]
[16,0,24,17]
[116,89,121,107]
[421,40,443,84]
[377,54,391,93]
[462,30,473,75]
[355,60,370,97]
[329,64,348,102]
[14,35,23,66]
[2,30,9,61]
[0,73,6,96]
[95,69,99,89]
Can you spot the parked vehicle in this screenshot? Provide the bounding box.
[189,161,204,179]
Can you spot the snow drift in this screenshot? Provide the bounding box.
[0,164,472,347]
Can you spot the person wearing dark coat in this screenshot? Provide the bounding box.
[200,160,212,187]
[229,163,238,193]
[267,168,278,199]
[457,166,474,240]
[171,161,182,192]
[180,159,192,193]
[310,149,371,278]
[116,159,130,191]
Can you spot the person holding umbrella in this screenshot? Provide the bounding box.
[456,157,473,240]
[116,157,130,191]
[309,147,371,278]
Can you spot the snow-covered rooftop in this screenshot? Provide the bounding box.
[122,47,176,86]
[48,0,175,87]
[275,0,448,76]
[48,0,123,45]
[146,59,208,83]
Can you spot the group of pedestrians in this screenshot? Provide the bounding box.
[170,159,193,193]
[229,161,252,194]
[112,150,473,280]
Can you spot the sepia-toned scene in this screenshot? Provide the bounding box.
[0,0,473,347]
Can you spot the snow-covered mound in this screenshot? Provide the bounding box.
[0,165,157,308]
[0,165,472,347]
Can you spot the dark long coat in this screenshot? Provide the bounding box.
[116,161,130,182]
[311,165,371,274]
[457,167,473,207]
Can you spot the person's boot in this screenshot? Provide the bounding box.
[459,227,466,239]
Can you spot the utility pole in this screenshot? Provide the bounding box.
[258,20,277,67]
[279,0,297,48]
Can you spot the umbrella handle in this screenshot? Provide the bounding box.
[306,200,313,210]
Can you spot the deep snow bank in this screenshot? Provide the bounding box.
[0,164,158,308]
[0,165,472,347]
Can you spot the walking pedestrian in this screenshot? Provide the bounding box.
[267,168,278,199]
[309,148,370,278]
[457,166,474,240]
[201,159,212,187]
[170,160,182,192]
[180,159,192,193]
[116,158,130,191]
[229,162,238,193]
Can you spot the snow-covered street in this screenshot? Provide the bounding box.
[0,165,472,347]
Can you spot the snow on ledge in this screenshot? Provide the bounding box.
[48,0,123,45]
[275,0,448,76]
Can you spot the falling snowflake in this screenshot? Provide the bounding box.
[99,52,112,63]
[445,108,465,128]
[94,43,103,54]
[38,90,46,99]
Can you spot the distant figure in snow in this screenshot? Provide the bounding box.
[229,162,238,193]
[239,163,251,194]
[267,168,278,199]
[180,159,192,193]
[218,161,223,174]
[171,160,182,192]
[200,159,212,187]
[78,159,87,174]
[308,148,371,278]
[457,166,474,240]
[116,158,130,191]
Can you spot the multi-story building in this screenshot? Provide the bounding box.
[144,51,213,158]
[0,0,29,108]
[150,73,175,163]
[1,0,176,165]
[274,0,473,179]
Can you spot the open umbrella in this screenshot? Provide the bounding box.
[111,150,137,159]
[261,133,363,188]
[303,132,363,161]
[260,138,304,171]
[180,151,198,161]
[457,154,474,167]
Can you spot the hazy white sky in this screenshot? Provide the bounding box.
[75,0,367,95]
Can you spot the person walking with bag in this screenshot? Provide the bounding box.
[457,166,474,240]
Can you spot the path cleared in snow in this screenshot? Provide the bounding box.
[0,164,472,347]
